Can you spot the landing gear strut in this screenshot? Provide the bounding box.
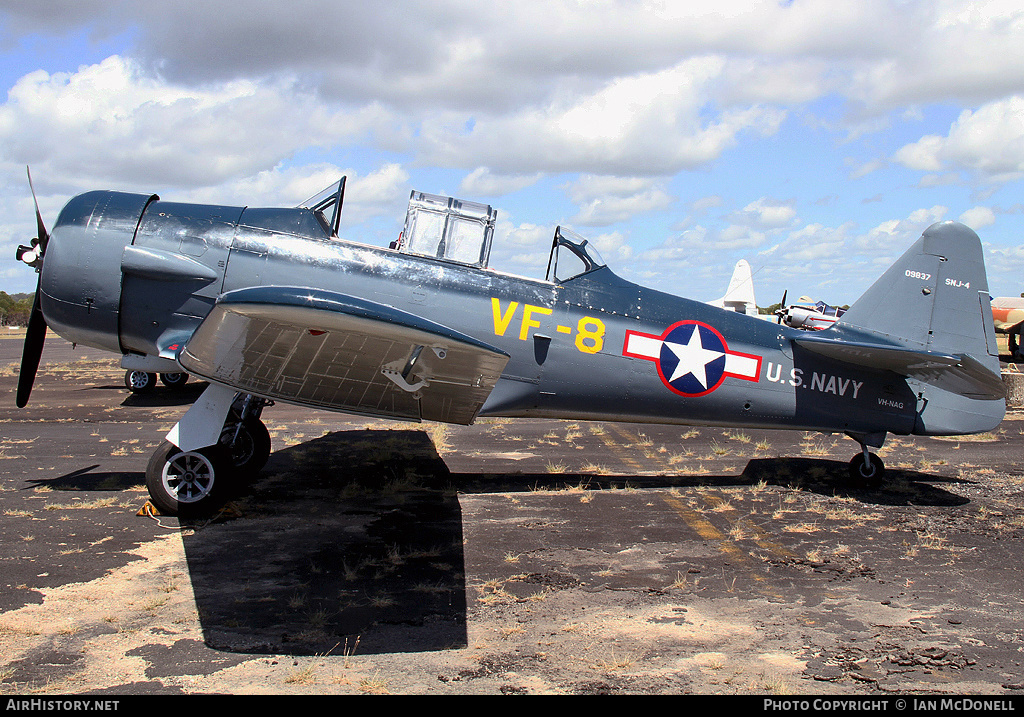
[220,394,272,475]
[144,385,272,516]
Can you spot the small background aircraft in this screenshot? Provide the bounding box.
[14,171,1006,516]
[774,294,848,330]
[706,262,847,330]
[991,295,1024,358]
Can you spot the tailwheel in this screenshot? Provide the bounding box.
[146,442,229,517]
[220,417,271,476]
[848,451,885,488]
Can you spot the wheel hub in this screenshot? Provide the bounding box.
[164,452,215,503]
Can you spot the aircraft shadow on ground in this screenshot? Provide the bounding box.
[180,429,469,657]
[25,464,144,492]
[170,428,969,657]
[117,381,209,408]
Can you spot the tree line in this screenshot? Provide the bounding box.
[0,292,35,327]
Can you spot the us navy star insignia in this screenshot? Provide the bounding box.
[623,320,761,397]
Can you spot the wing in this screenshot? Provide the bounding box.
[177,287,510,425]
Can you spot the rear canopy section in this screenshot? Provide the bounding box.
[397,191,497,268]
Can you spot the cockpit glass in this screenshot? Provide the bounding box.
[298,177,346,237]
[547,226,607,282]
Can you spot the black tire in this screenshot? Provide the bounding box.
[125,370,157,393]
[160,372,189,388]
[145,441,228,516]
[848,452,885,488]
[220,418,272,477]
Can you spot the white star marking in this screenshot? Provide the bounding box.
[663,326,725,388]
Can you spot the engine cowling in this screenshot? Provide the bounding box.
[40,191,156,354]
[39,190,238,362]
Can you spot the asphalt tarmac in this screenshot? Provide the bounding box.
[1,334,1023,696]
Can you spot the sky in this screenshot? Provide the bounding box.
[3,0,1024,309]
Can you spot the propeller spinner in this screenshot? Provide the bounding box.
[15,167,50,408]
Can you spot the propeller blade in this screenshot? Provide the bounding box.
[16,286,47,408]
[26,166,49,254]
[777,290,787,324]
[16,168,50,408]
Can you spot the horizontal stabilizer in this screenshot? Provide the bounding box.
[178,286,510,424]
[794,334,1005,400]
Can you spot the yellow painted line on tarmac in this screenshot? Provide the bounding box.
[663,493,788,600]
[593,424,648,473]
[591,424,797,598]
[700,492,799,560]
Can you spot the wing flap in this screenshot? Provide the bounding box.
[178,287,510,424]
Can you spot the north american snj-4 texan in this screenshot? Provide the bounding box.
[15,170,1006,516]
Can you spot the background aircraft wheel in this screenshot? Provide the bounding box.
[125,370,157,393]
[848,452,885,488]
[1010,327,1024,359]
[145,442,228,517]
[220,418,271,477]
[160,372,189,388]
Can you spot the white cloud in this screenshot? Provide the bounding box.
[894,96,1024,181]
[564,175,675,227]
[182,162,410,225]
[489,220,556,278]
[418,57,786,176]
[731,198,798,229]
[855,206,949,257]
[459,167,542,197]
[691,195,724,213]
[959,205,997,229]
[0,55,392,192]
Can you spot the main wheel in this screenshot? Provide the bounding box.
[220,418,271,476]
[146,442,228,516]
[160,372,189,389]
[125,370,157,393]
[848,452,885,488]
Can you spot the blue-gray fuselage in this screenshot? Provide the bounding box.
[37,189,927,440]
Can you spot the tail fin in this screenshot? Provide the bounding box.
[711,259,758,316]
[796,221,1004,435]
[837,221,999,364]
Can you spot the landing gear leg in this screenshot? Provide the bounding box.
[220,394,272,475]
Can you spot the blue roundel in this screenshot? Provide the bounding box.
[658,322,727,395]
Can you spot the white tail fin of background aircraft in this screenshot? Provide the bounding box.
[710,259,759,316]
